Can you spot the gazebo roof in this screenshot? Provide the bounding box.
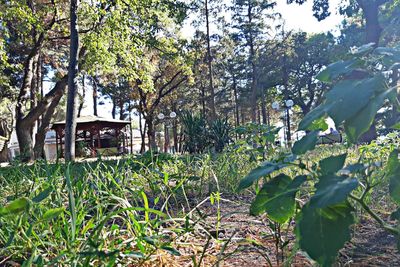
[51,115,130,134]
[52,115,130,126]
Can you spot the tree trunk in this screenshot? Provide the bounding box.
[205,0,216,120]
[64,0,80,162]
[261,90,267,124]
[92,77,98,116]
[78,74,85,117]
[33,78,68,159]
[146,116,157,151]
[247,3,257,122]
[119,101,124,120]
[356,0,386,143]
[112,99,116,119]
[232,71,240,128]
[0,144,8,162]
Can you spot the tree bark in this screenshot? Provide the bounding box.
[232,71,240,128]
[112,99,116,119]
[92,77,98,116]
[205,0,216,120]
[356,0,387,143]
[247,3,258,122]
[146,116,157,151]
[64,0,80,162]
[78,74,86,117]
[33,77,68,159]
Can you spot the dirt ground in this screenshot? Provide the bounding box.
[157,195,400,267]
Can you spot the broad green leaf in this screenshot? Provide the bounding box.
[32,186,53,203]
[316,59,359,82]
[296,202,354,266]
[292,131,319,155]
[391,122,400,130]
[352,43,375,55]
[311,175,358,208]
[238,162,286,190]
[250,175,306,223]
[0,197,30,216]
[387,150,400,205]
[326,75,386,125]
[298,103,333,131]
[319,154,347,175]
[343,163,367,173]
[41,208,65,222]
[390,208,400,221]
[345,88,393,143]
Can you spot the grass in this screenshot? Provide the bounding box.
[0,138,397,266]
[0,150,259,266]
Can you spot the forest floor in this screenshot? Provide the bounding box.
[156,195,400,267]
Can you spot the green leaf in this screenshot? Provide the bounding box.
[387,150,400,205]
[326,75,386,126]
[238,162,287,190]
[316,59,359,83]
[319,154,347,175]
[32,186,53,203]
[0,197,31,216]
[390,208,400,221]
[292,131,319,155]
[160,246,181,256]
[343,163,367,173]
[391,122,400,130]
[352,43,375,55]
[298,103,333,131]
[344,88,393,143]
[311,175,358,208]
[296,202,354,266]
[40,208,65,222]
[250,174,306,223]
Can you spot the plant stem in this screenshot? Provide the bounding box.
[350,194,399,235]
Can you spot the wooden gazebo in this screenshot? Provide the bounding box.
[51,115,130,157]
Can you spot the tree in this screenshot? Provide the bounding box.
[1,0,188,161]
[190,0,225,120]
[283,32,334,115]
[231,0,278,122]
[132,49,192,151]
[288,0,391,45]
[64,0,79,162]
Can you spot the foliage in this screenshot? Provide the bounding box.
[180,111,232,153]
[239,44,400,266]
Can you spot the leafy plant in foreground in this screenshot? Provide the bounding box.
[239,44,400,266]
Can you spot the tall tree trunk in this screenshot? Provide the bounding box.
[64,0,80,162]
[247,3,257,122]
[78,74,85,117]
[357,0,387,143]
[205,0,216,120]
[16,50,39,161]
[0,121,11,162]
[261,89,267,124]
[34,78,68,159]
[357,0,383,46]
[92,77,98,116]
[119,100,124,120]
[112,99,116,119]
[146,116,157,151]
[232,71,240,128]
[201,85,206,118]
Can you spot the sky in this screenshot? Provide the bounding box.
[62,0,345,120]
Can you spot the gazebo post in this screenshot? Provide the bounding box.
[97,127,101,149]
[60,132,63,158]
[55,131,59,158]
[122,129,126,154]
